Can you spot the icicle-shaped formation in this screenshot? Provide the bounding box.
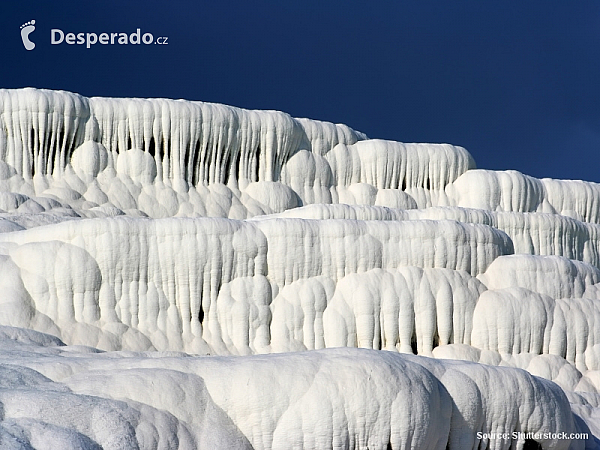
[89,96,308,186]
[449,169,600,224]
[0,88,482,218]
[325,139,474,192]
[471,287,600,372]
[0,216,511,353]
[2,88,600,448]
[265,204,600,269]
[0,88,366,187]
[0,88,90,178]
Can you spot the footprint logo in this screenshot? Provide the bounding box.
[20,20,36,50]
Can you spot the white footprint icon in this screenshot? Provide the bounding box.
[20,20,36,51]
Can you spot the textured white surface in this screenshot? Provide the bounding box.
[0,88,598,448]
[0,216,511,354]
[0,327,583,450]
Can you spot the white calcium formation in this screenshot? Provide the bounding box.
[0,88,597,449]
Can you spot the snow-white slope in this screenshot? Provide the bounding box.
[0,88,598,449]
[0,327,584,450]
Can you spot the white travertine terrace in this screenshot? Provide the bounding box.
[0,88,598,448]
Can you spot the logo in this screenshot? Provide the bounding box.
[19,20,168,51]
[20,20,36,50]
[51,28,168,48]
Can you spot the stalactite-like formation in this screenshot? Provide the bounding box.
[0,88,598,449]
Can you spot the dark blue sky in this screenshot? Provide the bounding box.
[2,1,600,182]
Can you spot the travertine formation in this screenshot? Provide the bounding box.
[0,88,598,449]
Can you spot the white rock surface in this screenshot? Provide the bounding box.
[0,327,584,450]
[0,88,598,448]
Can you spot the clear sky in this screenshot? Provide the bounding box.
[2,1,600,182]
